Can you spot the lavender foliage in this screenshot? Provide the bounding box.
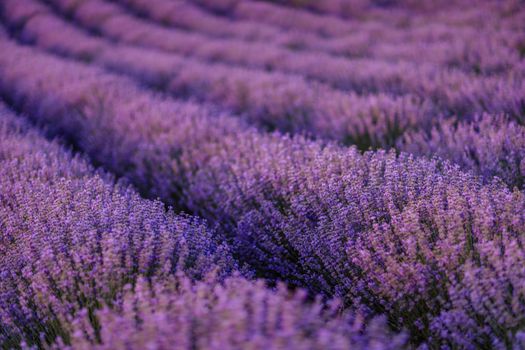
[0,0,524,348]
[0,103,234,348]
[0,0,433,149]
[2,0,524,189]
[59,276,406,350]
[43,0,525,117]
[0,40,524,348]
[0,103,402,350]
[400,115,525,189]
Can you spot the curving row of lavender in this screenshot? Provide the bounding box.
[145,0,524,76]
[0,102,404,349]
[117,0,523,76]
[2,0,434,149]
[194,0,525,31]
[61,277,406,350]
[2,0,524,189]
[0,102,232,346]
[1,38,525,348]
[1,0,525,348]
[38,0,525,120]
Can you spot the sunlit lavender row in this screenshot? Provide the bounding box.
[0,0,524,349]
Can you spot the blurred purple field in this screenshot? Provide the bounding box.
[0,0,524,349]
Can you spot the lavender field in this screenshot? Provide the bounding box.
[0,0,524,349]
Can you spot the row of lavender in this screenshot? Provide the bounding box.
[192,0,524,43]
[1,38,524,348]
[0,101,402,349]
[3,0,523,345]
[3,0,434,147]
[36,0,524,117]
[129,0,524,76]
[3,0,525,189]
[259,0,525,20]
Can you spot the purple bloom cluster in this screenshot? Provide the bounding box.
[0,103,236,347]
[0,0,524,348]
[0,37,524,348]
[59,276,405,350]
[0,102,393,349]
[400,115,525,189]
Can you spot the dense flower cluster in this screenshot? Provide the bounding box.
[59,276,405,350]
[400,115,525,189]
[0,103,236,347]
[1,38,524,348]
[0,104,396,350]
[0,0,524,349]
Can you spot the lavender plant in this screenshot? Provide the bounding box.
[0,103,234,348]
[1,0,525,347]
[4,0,525,190]
[198,0,354,37]
[400,115,525,189]
[1,41,524,347]
[58,276,406,350]
[1,100,408,350]
[118,0,284,42]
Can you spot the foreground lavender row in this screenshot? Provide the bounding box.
[59,277,405,350]
[0,102,233,346]
[3,0,525,189]
[0,104,403,349]
[1,40,525,348]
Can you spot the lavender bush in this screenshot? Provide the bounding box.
[0,103,236,348]
[0,0,433,149]
[195,0,354,37]
[1,102,398,350]
[400,115,525,189]
[1,39,525,348]
[1,0,524,348]
[193,0,524,76]
[0,103,404,350]
[3,0,525,189]
[58,276,406,350]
